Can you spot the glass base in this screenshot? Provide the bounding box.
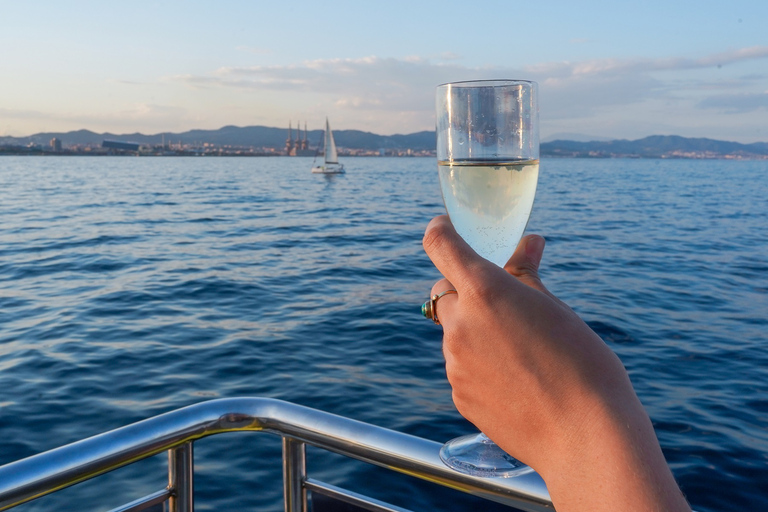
[439,433,534,478]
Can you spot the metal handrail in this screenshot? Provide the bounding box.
[0,397,553,512]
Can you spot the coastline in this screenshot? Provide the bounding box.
[1,151,765,160]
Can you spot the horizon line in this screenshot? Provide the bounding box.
[2,125,768,146]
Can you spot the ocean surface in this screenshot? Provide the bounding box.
[0,156,765,511]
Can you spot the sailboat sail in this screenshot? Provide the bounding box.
[324,118,338,164]
[311,117,344,174]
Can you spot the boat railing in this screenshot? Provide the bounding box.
[0,397,553,512]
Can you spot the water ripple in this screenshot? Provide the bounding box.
[0,156,765,512]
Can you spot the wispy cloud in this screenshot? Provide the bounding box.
[115,103,188,122]
[236,46,272,55]
[0,104,190,133]
[695,46,768,68]
[170,46,768,102]
[528,46,768,78]
[436,52,463,61]
[697,92,768,113]
[161,47,768,137]
[169,56,473,114]
[0,107,50,120]
[12,46,766,138]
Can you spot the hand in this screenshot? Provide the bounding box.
[423,215,690,512]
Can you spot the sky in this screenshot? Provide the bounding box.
[1,0,767,143]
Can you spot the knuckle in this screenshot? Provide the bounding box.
[466,277,492,298]
[463,277,497,309]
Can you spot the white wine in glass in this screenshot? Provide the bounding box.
[436,79,539,477]
[438,159,539,268]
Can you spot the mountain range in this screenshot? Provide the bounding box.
[2,126,767,159]
[542,135,768,159]
[0,125,436,152]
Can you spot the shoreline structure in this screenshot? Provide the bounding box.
[2,126,767,160]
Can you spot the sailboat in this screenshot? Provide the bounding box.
[311,118,345,174]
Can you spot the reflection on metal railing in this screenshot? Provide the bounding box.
[0,398,553,512]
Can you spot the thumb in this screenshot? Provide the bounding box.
[423,215,488,288]
[503,234,550,294]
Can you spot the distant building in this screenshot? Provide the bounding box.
[102,140,140,152]
[50,137,62,152]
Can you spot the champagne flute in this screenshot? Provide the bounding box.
[436,79,539,477]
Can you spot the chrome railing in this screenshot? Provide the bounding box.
[0,398,553,512]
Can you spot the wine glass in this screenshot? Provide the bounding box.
[435,79,539,477]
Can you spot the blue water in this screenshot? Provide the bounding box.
[0,156,765,511]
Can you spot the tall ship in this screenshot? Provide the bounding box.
[285,121,315,157]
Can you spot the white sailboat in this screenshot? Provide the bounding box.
[311,118,345,174]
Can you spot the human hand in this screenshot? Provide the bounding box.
[423,215,690,512]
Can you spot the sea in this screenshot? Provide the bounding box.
[0,156,765,512]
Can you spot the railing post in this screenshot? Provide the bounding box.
[283,437,307,512]
[168,443,194,512]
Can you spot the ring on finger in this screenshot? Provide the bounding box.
[421,289,457,325]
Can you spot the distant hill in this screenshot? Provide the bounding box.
[542,135,768,159]
[0,125,436,151]
[2,127,767,159]
[541,133,614,143]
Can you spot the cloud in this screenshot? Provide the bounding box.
[697,92,768,113]
[236,46,272,55]
[437,52,462,61]
[14,46,762,138]
[740,73,767,80]
[109,79,148,86]
[58,104,188,126]
[164,74,222,88]
[695,46,768,68]
[169,56,486,113]
[169,46,768,112]
[0,104,190,133]
[525,46,768,82]
[116,103,188,121]
[158,46,768,137]
[0,107,50,120]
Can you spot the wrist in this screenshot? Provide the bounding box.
[538,391,690,512]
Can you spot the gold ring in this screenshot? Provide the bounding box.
[421,289,458,325]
